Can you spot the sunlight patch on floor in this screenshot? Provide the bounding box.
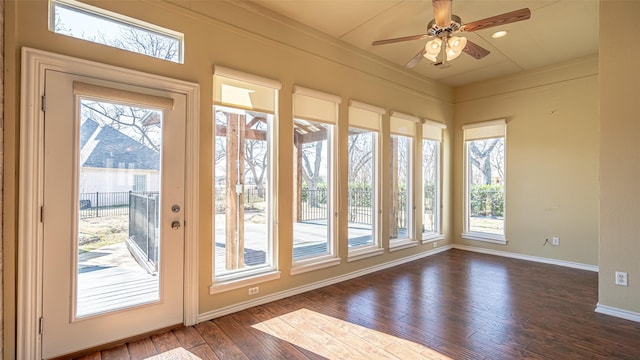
[252,308,452,359]
[144,347,201,360]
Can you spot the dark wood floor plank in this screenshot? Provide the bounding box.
[173,326,206,349]
[100,344,129,360]
[194,320,249,360]
[127,338,158,360]
[150,331,181,353]
[223,311,310,359]
[71,249,640,359]
[187,344,221,360]
[74,353,101,360]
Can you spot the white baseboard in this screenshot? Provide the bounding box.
[198,245,452,322]
[453,244,599,272]
[595,304,640,323]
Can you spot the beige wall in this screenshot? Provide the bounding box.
[3,1,453,356]
[453,55,599,266]
[598,0,640,313]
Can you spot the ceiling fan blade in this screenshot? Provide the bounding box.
[433,0,452,27]
[463,40,491,59]
[460,8,531,33]
[372,34,430,46]
[405,48,427,68]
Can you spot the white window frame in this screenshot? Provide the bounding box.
[389,111,418,251]
[50,0,184,64]
[290,86,341,275]
[211,67,281,293]
[347,101,384,262]
[421,120,446,243]
[462,119,507,245]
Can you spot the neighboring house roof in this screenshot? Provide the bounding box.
[80,118,160,170]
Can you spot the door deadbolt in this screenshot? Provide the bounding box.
[171,204,181,213]
[171,221,181,229]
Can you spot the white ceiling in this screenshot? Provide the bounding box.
[244,0,599,86]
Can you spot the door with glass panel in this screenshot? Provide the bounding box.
[41,70,186,358]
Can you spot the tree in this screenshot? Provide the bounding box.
[469,139,502,185]
[53,6,180,62]
[81,100,161,152]
[302,140,325,208]
[348,132,373,184]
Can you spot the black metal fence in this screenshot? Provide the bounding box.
[348,189,373,224]
[300,188,328,221]
[128,192,159,272]
[79,191,130,219]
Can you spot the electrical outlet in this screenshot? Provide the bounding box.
[615,272,628,286]
[552,236,559,246]
[248,286,259,295]
[432,241,438,248]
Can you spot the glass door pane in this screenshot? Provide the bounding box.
[76,98,162,318]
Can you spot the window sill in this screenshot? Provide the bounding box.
[210,270,281,295]
[347,247,385,262]
[421,234,445,244]
[461,232,506,245]
[291,256,341,276]
[389,239,418,252]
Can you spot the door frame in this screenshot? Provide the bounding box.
[17,47,200,359]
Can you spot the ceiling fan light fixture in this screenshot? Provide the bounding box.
[445,36,467,61]
[447,36,467,52]
[423,38,442,62]
[423,53,438,62]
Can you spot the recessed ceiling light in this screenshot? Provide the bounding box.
[492,30,508,39]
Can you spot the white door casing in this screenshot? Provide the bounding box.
[17,48,200,360]
[42,70,184,358]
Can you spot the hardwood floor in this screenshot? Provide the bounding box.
[74,249,640,359]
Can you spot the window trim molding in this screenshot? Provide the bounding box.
[51,0,185,63]
[212,77,280,282]
[388,239,418,252]
[292,116,339,266]
[210,271,282,294]
[290,256,341,276]
[462,119,507,242]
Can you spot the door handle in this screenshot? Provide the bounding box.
[171,221,181,230]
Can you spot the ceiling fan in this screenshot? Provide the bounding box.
[372,0,531,68]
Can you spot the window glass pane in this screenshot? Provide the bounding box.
[214,106,272,277]
[422,139,438,234]
[77,99,161,317]
[293,119,332,260]
[348,128,375,249]
[390,135,411,240]
[52,1,183,63]
[467,137,505,235]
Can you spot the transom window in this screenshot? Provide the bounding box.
[50,0,183,63]
[462,120,506,244]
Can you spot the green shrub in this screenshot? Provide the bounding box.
[470,184,504,217]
